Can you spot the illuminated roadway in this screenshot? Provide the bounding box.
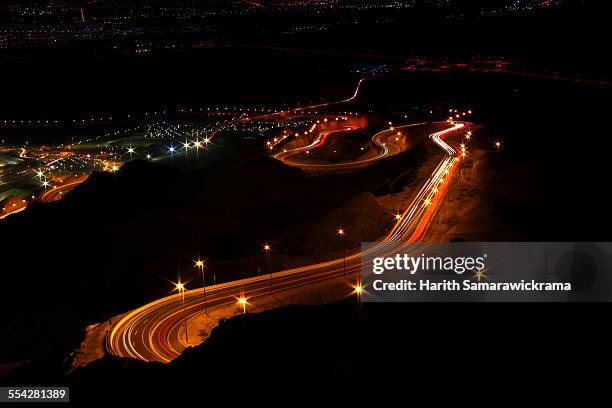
[107,122,467,363]
[273,122,427,169]
[0,200,28,220]
[39,175,89,203]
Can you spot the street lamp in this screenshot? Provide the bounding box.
[237,294,248,314]
[395,212,403,255]
[264,243,272,296]
[352,280,364,312]
[195,259,208,316]
[353,281,364,303]
[174,280,188,343]
[337,227,346,278]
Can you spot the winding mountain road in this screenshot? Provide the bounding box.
[107,122,467,363]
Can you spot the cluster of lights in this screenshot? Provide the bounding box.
[1,105,362,223]
[447,109,472,125]
[265,116,353,153]
[460,142,468,159]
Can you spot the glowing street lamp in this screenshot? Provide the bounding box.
[263,243,272,296]
[395,213,404,255]
[353,281,364,303]
[237,294,248,314]
[195,259,208,316]
[495,141,501,150]
[351,280,365,311]
[338,227,346,278]
[174,280,188,342]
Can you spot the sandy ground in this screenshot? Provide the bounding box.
[70,312,128,371]
[427,149,523,241]
[377,143,442,213]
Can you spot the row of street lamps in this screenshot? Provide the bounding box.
[172,223,384,343]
